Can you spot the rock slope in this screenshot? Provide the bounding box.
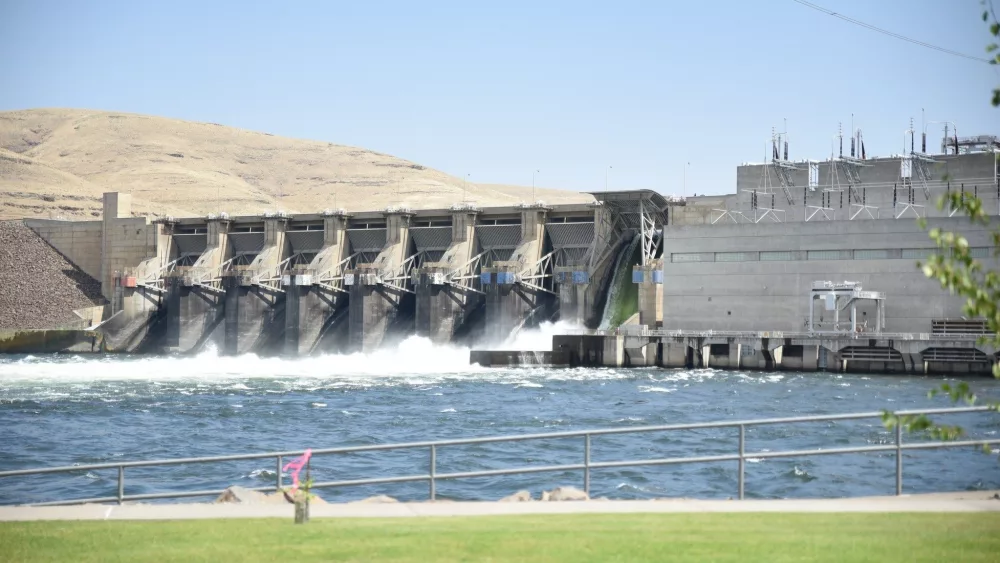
[0,221,105,329]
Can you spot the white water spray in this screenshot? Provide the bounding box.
[0,335,479,382]
[491,320,584,351]
[0,321,589,383]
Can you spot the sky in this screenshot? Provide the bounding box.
[1,0,998,196]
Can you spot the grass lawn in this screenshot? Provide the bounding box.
[1,513,997,562]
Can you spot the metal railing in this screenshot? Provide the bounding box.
[0,406,996,507]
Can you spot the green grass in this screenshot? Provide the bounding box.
[1,513,998,562]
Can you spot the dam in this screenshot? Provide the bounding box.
[2,126,998,376]
[1,189,681,355]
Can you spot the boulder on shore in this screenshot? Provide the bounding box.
[214,486,272,505]
[350,495,399,504]
[498,490,533,502]
[541,486,589,501]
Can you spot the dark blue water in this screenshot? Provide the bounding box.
[1,338,998,505]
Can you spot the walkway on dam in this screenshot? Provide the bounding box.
[1,491,997,520]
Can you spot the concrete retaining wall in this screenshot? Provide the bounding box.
[23,219,102,281]
[0,329,103,354]
[661,217,998,333]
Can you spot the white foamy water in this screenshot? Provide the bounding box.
[0,335,477,382]
[491,320,584,351]
[0,323,597,384]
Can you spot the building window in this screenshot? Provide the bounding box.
[970,247,992,259]
[901,248,937,260]
[807,250,844,261]
[854,249,889,260]
[671,253,710,263]
[715,252,756,262]
[760,251,795,261]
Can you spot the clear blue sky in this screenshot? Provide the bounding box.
[2,0,998,195]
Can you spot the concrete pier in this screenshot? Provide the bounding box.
[284,213,350,355]
[414,209,479,343]
[165,276,224,352]
[482,206,551,342]
[347,210,415,352]
[521,329,999,375]
[165,218,231,353]
[634,260,663,329]
[549,205,612,327]
[220,217,288,355]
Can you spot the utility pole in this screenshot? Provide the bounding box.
[532,169,539,203]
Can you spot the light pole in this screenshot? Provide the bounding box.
[532,169,540,203]
[605,166,612,192]
[463,173,470,203]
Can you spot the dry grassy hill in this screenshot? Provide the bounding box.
[0,108,593,220]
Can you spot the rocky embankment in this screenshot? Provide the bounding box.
[0,220,105,329]
[212,486,598,506]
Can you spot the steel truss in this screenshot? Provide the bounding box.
[315,253,359,294]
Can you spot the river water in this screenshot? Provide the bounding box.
[1,324,998,505]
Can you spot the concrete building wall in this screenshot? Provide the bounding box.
[104,216,157,296]
[661,217,999,333]
[23,219,103,281]
[732,152,997,223]
[671,152,997,227]
[25,193,158,300]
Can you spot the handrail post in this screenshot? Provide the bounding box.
[117,466,124,505]
[429,445,437,501]
[276,456,283,492]
[895,421,903,496]
[738,425,745,500]
[584,434,591,496]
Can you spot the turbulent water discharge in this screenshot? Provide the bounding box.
[1,331,998,505]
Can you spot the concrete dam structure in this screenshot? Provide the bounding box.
[9,190,681,355]
[478,133,1000,376]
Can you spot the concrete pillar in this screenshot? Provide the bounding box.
[602,335,624,367]
[285,212,350,355]
[802,345,819,370]
[566,203,617,328]
[222,274,284,356]
[162,217,229,353]
[190,218,231,277]
[284,274,301,354]
[348,276,409,352]
[347,211,414,352]
[248,216,288,274]
[165,275,181,348]
[635,259,663,328]
[728,342,740,369]
[100,192,132,298]
[484,206,551,342]
[556,265,599,327]
[663,342,687,368]
[624,335,649,367]
[223,275,240,356]
[154,220,177,268]
[415,209,479,343]
[211,216,289,356]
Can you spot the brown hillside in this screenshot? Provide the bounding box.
[0,108,593,220]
